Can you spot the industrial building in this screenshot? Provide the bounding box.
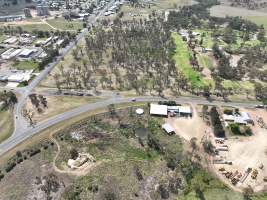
[150,104,192,117]
[18,49,36,59]
[24,8,32,18]
[1,48,22,60]
[0,15,24,22]
[36,4,50,16]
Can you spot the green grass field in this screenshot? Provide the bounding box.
[8,24,53,32]
[222,80,254,93]
[46,18,83,31]
[245,16,267,30]
[197,54,213,69]
[172,32,206,89]
[13,60,39,70]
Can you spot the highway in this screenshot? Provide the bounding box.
[0,0,262,156]
[0,0,116,153]
[11,0,117,136]
[0,94,259,155]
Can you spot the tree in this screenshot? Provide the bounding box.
[257,26,266,42]
[22,108,36,127]
[190,137,198,152]
[69,148,79,160]
[0,91,17,109]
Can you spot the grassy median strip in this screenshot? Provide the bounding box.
[0,110,13,143]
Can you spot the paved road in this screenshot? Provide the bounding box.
[11,0,117,136]
[0,0,262,156]
[0,95,259,155]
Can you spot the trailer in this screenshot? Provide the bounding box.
[240,168,252,183]
[216,146,229,151]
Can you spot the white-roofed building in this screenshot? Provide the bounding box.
[223,111,253,125]
[7,70,33,83]
[240,112,252,123]
[177,106,192,117]
[3,37,17,44]
[223,114,235,122]
[234,117,247,125]
[150,104,168,116]
[19,49,36,58]
[1,48,22,60]
[162,123,175,135]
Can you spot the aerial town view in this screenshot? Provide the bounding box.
[0,0,267,199]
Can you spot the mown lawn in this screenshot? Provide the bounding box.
[245,16,267,31]
[172,32,206,89]
[13,60,39,70]
[46,18,83,31]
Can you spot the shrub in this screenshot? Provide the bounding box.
[70,148,79,160]
[210,107,225,137]
[229,124,253,136]
[0,173,4,181]
[223,109,233,115]
[29,148,41,157]
[5,162,16,173]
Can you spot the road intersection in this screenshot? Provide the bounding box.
[0,0,262,156]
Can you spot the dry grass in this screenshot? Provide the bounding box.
[210,5,267,17]
[24,95,101,122]
[0,109,13,143]
[0,102,146,166]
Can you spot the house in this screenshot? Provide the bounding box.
[223,111,253,125]
[150,104,168,117]
[223,114,235,122]
[234,117,247,125]
[162,123,175,135]
[240,112,253,123]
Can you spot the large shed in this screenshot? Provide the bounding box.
[150,104,168,117]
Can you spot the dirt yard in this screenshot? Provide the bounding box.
[166,104,208,142]
[213,108,267,192]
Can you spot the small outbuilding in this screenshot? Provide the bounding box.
[136,108,144,115]
[162,123,175,135]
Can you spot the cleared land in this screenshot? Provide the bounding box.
[245,16,267,30]
[210,5,267,18]
[167,104,208,141]
[0,109,13,143]
[46,18,83,31]
[212,108,267,192]
[111,0,195,20]
[172,32,207,89]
